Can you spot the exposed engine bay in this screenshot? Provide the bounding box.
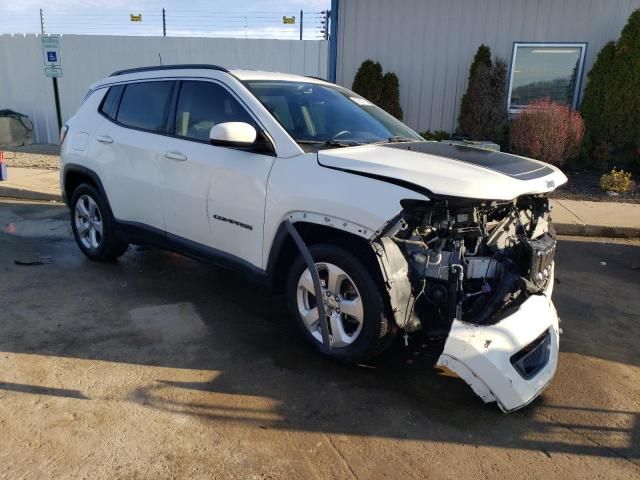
[375,194,556,337]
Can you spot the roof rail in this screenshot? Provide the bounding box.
[109,64,228,77]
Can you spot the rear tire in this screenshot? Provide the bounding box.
[286,243,396,363]
[70,183,129,261]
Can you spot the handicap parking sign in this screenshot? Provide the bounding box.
[41,36,62,72]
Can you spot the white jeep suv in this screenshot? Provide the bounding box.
[61,64,567,412]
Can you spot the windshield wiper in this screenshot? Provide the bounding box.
[325,139,364,147]
[387,136,417,143]
[295,139,364,148]
[369,136,417,145]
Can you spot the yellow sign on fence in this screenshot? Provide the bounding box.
[282,16,296,24]
[130,14,142,22]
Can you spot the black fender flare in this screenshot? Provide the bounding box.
[61,164,111,213]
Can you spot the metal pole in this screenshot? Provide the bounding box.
[52,78,62,132]
[162,8,166,37]
[41,9,63,134]
[328,0,339,83]
[324,10,330,40]
[299,10,303,40]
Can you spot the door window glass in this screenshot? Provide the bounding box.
[174,81,255,141]
[116,81,174,132]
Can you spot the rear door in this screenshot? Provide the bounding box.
[158,79,276,268]
[90,80,175,231]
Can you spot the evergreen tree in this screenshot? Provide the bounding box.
[581,41,615,142]
[378,72,403,119]
[488,58,509,142]
[352,60,384,103]
[458,45,501,141]
[580,41,616,166]
[582,9,640,169]
[602,9,640,166]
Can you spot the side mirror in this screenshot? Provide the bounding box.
[209,122,257,147]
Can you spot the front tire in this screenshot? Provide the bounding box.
[70,183,129,261]
[286,243,396,363]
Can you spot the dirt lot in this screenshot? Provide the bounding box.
[0,199,638,479]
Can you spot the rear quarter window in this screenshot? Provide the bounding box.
[98,85,123,120]
[116,81,175,132]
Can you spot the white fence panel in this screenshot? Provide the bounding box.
[0,34,328,144]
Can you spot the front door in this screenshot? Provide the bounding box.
[158,80,275,268]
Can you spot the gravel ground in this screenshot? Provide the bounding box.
[547,171,639,204]
[3,144,60,170]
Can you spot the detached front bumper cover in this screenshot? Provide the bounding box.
[437,274,559,412]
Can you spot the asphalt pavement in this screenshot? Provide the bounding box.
[0,199,638,479]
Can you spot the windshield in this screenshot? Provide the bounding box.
[244,80,423,149]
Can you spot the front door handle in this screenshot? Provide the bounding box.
[165,151,188,162]
[96,135,113,144]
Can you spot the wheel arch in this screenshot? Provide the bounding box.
[63,164,111,214]
[267,219,381,294]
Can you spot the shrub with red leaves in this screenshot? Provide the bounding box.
[509,98,584,167]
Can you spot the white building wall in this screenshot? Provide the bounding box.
[336,0,640,133]
[0,34,329,143]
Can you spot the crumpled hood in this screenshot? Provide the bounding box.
[317,141,568,200]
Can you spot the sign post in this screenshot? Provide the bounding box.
[41,35,63,133]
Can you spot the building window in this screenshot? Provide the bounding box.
[507,43,587,113]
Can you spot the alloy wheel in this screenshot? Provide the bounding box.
[74,194,103,250]
[296,262,364,348]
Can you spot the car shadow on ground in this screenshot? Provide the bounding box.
[0,201,638,464]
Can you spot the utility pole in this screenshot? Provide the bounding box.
[40,9,63,134]
[162,8,166,37]
[39,8,45,35]
[322,10,330,40]
[299,10,303,40]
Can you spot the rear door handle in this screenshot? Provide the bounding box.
[164,151,188,162]
[96,135,113,144]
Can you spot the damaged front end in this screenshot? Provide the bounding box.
[373,195,560,412]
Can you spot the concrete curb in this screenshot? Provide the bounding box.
[0,185,63,202]
[554,222,640,238]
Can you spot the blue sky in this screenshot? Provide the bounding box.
[1,0,331,39]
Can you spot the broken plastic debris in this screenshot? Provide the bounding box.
[14,256,52,266]
[14,260,45,266]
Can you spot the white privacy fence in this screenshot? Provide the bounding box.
[0,34,329,144]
